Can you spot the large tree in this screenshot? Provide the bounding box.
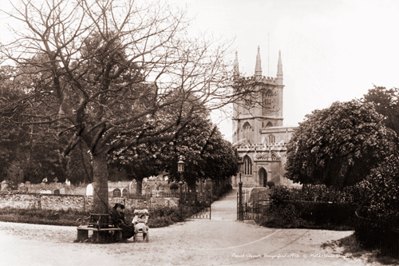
[285,100,397,190]
[0,0,251,212]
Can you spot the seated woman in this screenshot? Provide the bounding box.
[110,203,135,240]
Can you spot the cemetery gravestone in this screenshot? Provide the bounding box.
[86,184,93,196]
[113,188,121,198]
[129,181,136,194]
[1,182,8,191]
[60,188,65,195]
[54,189,60,195]
[122,188,128,197]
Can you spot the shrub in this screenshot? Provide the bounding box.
[355,155,399,223]
[266,181,275,188]
[214,183,233,199]
[268,186,294,204]
[263,185,357,229]
[260,203,304,228]
[224,183,233,191]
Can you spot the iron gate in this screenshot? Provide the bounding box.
[181,192,211,219]
[237,190,270,221]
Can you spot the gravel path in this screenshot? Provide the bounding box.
[0,190,381,266]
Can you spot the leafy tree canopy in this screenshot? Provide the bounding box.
[110,113,238,194]
[285,100,397,190]
[363,85,399,137]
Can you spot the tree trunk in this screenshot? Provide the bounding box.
[136,179,143,196]
[92,153,109,213]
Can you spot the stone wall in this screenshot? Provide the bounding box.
[0,193,178,211]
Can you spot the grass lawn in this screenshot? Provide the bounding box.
[0,206,183,228]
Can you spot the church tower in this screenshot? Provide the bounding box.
[231,47,296,188]
[232,47,285,144]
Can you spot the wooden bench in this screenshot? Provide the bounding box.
[77,225,123,242]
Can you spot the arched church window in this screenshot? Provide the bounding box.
[242,122,252,143]
[243,122,251,130]
[266,122,273,127]
[244,155,252,175]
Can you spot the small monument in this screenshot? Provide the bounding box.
[86,184,93,196]
[129,180,136,194]
[59,188,66,195]
[54,189,60,195]
[121,188,128,197]
[113,188,121,198]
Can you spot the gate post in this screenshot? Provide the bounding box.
[238,173,243,221]
[179,180,183,219]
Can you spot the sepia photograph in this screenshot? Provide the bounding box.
[1,0,399,265]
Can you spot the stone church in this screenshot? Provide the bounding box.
[231,47,297,187]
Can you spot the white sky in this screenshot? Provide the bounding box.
[170,0,399,141]
[2,0,399,142]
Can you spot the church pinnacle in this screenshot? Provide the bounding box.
[233,51,239,76]
[255,46,262,78]
[277,50,283,85]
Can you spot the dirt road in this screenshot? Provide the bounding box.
[0,189,378,266]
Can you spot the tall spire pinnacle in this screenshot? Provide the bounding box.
[277,50,283,85]
[233,51,239,76]
[255,46,262,77]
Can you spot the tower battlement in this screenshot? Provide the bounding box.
[242,75,278,84]
[236,142,287,151]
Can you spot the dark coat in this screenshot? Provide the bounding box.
[110,208,134,239]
